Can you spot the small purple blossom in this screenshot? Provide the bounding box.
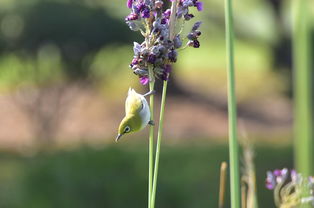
[184,13,194,20]
[140,76,149,85]
[168,49,178,62]
[164,64,172,73]
[173,35,182,48]
[141,7,150,18]
[273,169,282,177]
[163,9,171,19]
[161,65,172,81]
[188,40,200,48]
[195,1,203,11]
[127,0,133,9]
[161,18,167,24]
[266,171,276,190]
[137,3,145,12]
[133,42,142,55]
[126,13,139,21]
[147,54,157,64]
[192,21,202,31]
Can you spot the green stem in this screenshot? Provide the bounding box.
[148,67,155,208]
[292,0,312,205]
[224,0,241,207]
[292,0,313,177]
[150,80,168,208]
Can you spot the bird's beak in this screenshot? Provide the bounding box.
[115,134,123,142]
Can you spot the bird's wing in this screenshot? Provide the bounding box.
[125,88,143,115]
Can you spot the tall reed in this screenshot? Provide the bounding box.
[224,0,241,207]
[292,0,313,177]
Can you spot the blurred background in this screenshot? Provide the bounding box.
[0,0,312,207]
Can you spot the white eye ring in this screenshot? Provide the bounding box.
[124,126,131,133]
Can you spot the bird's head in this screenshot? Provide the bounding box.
[116,115,137,142]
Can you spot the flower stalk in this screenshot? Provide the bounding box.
[150,80,168,208]
[148,66,155,208]
[224,0,241,207]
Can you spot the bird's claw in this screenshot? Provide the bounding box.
[148,120,155,126]
[144,90,156,97]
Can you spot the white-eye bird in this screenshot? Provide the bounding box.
[116,88,154,142]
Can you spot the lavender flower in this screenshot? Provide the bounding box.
[266,168,314,207]
[140,76,149,85]
[125,0,203,85]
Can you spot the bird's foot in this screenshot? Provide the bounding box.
[148,120,155,126]
[144,90,156,97]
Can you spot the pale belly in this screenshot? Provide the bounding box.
[139,96,150,130]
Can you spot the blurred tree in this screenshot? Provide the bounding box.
[0,1,139,143]
[0,1,139,79]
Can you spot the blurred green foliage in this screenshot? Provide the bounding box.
[0,0,139,84]
[0,143,292,208]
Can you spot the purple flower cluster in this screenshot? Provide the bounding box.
[266,168,314,190]
[266,168,314,207]
[266,168,289,190]
[125,0,203,85]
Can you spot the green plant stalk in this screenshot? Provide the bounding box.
[224,0,241,207]
[148,67,155,208]
[292,0,313,177]
[150,80,168,208]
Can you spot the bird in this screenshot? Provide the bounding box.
[116,88,155,142]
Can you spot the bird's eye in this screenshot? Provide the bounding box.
[124,126,131,133]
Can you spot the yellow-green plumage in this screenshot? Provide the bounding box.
[116,88,151,141]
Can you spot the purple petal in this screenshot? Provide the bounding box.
[133,42,142,55]
[141,8,150,18]
[265,171,276,190]
[164,64,172,73]
[266,183,275,190]
[127,0,133,8]
[140,76,149,85]
[195,1,203,11]
[273,169,282,177]
[192,21,202,31]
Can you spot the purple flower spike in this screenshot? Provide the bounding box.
[124,0,202,82]
[140,76,149,85]
[127,0,133,9]
[195,1,203,11]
